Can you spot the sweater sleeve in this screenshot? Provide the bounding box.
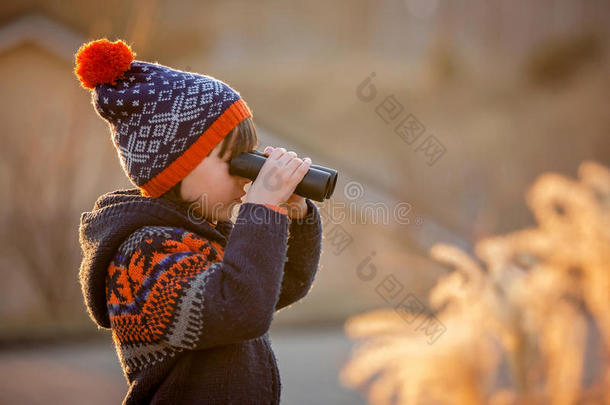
[110,202,290,351]
[275,198,323,311]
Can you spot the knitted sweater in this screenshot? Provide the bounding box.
[78,189,322,404]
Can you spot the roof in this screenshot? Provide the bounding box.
[0,13,84,62]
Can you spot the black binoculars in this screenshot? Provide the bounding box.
[229,150,338,202]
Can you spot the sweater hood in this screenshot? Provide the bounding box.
[78,188,233,329]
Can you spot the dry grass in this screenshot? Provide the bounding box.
[340,160,610,405]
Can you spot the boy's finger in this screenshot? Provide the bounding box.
[267,147,286,161]
[278,151,297,167]
[290,157,311,179]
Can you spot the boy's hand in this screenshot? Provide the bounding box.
[244,146,311,207]
[281,193,309,219]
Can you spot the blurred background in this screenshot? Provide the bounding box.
[0,0,608,404]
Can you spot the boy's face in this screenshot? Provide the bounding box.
[180,139,254,223]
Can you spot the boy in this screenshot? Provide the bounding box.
[76,38,322,404]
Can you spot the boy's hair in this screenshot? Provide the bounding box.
[160,117,258,210]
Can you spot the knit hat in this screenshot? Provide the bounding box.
[74,38,253,197]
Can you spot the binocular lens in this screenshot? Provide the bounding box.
[229,150,338,202]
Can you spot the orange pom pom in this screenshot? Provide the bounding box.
[74,39,135,90]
